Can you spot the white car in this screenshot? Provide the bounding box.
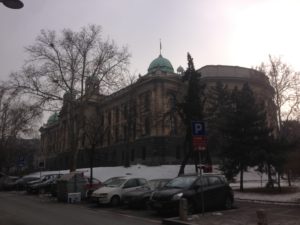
[91,177,148,206]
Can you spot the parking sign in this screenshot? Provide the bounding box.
[192,121,206,136]
[192,121,207,151]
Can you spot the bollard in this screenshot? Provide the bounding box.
[256,209,268,225]
[179,198,188,221]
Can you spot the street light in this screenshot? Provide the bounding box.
[0,0,23,9]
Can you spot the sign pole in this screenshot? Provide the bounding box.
[191,121,207,216]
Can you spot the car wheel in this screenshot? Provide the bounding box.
[143,197,150,209]
[224,196,233,210]
[110,196,120,207]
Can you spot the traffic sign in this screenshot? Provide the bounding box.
[193,136,207,151]
[192,121,207,151]
[38,161,45,169]
[192,121,206,136]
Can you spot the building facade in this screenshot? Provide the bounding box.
[37,55,275,170]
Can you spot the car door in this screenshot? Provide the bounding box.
[121,179,140,196]
[206,176,225,208]
[193,176,209,210]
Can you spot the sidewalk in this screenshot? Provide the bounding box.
[163,189,300,225]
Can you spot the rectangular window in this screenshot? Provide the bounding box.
[115,126,119,142]
[142,147,146,160]
[115,107,119,124]
[145,117,150,135]
[108,111,111,125]
[131,149,135,161]
[144,92,150,112]
[176,145,181,159]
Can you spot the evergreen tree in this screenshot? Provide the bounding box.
[177,53,205,175]
[205,81,231,158]
[220,83,271,191]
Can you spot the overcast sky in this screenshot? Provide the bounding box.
[1,0,300,80]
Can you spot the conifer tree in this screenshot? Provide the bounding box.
[177,53,205,175]
[220,83,271,191]
[205,81,231,158]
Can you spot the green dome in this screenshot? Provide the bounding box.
[47,112,59,125]
[148,54,174,73]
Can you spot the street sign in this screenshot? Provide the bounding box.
[16,156,25,168]
[193,136,208,151]
[38,161,45,169]
[192,121,207,151]
[192,121,206,136]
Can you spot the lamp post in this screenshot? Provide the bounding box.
[0,0,23,9]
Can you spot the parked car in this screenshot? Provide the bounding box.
[85,177,102,198]
[26,174,61,194]
[36,174,63,194]
[91,177,148,206]
[122,178,170,208]
[4,176,39,191]
[0,176,19,191]
[149,174,234,214]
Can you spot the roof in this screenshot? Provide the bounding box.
[148,54,174,73]
[47,112,59,125]
[198,65,265,80]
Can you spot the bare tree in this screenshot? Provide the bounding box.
[0,85,41,172]
[82,113,108,187]
[10,25,130,171]
[257,55,300,132]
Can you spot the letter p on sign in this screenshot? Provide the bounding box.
[192,121,206,136]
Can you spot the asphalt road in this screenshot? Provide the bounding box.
[1,192,300,225]
[0,192,161,225]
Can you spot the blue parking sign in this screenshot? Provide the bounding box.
[192,121,206,136]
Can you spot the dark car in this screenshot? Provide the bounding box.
[5,176,39,191]
[149,174,234,214]
[0,176,19,191]
[36,174,63,194]
[122,179,170,208]
[26,174,61,194]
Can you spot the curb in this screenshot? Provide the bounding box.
[162,217,195,225]
[235,198,300,206]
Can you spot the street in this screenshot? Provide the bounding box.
[0,192,160,225]
[0,192,300,225]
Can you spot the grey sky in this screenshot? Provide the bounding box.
[1,0,300,81]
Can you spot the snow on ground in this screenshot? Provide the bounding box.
[28,164,300,203]
[28,164,198,181]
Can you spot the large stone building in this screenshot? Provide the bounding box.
[37,54,275,170]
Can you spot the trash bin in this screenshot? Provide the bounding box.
[57,172,88,202]
[67,192,81,203]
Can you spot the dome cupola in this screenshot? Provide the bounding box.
[47,112,59,125]
[148,54,174,73]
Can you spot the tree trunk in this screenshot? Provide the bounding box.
[277,172,281,192]
[239,165,244,192]
[287,170,291,187]
[89,147,95,186]
[267,163,272,185]
[178,141,192,176]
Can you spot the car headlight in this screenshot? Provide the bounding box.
[172,193,183,200]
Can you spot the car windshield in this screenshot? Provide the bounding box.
[104,178,126,187]
[165,176,197,189]
[148,179,169,190]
